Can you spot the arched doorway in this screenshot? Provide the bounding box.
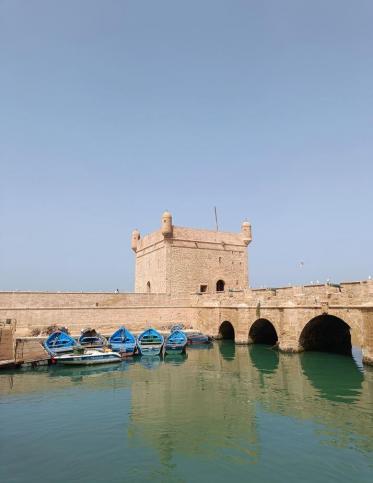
[299,314,352,356]
[219,321,235,340]
[216,280,225,292]
[249,319,278,345]
[146,281,151,294]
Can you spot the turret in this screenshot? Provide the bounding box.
[131,229,140,252]
[241,221,252,246]
[161,211,173,238]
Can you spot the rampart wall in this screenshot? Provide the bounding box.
[1,281,372,364]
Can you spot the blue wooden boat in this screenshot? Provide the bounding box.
[109,326,137,356]
[137,328,164,356]
[79,328,107,348]
[187,332,212,345]
[43,330,78,354]
[165,329,187,355]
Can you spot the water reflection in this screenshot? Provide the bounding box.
[48,363,125,381]
[300,351,364,403]
[0,343,373,483]
[218,339,236,360]
[164,353,188,365]
[139,356,162,370]
[248,344,279,374]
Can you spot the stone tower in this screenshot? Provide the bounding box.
[131,211,252,294]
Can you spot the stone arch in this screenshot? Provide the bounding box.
[146,281,151,294]
[216,280,225,292]
[249,318,278,345]
[299,314,352,356]
[219,320,235,340]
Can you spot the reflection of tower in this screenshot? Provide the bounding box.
[127,346,260,469]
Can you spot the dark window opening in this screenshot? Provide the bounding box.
[216,280,225,292]
[200,284,208,293]
[146,281,151,294]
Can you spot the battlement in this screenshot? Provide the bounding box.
[132,212,252,295]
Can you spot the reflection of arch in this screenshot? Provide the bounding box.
[249,345,279,374]
[249,319,278,345]
[299,314,351,356]
[219,340,236,361]
[219,321,235,340]
[216,280,225,292]
[300,351,363,403]
[146,281,151,293]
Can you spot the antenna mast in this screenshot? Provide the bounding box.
[214,206,219,231]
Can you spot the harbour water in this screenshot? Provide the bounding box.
[0,342,372,482]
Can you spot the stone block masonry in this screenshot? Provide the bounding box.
[0,212,372,365]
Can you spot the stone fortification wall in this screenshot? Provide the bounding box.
[168,237,248,295]
[245,280,372,305]
[0,321,15,362]
[134,229,167,293]
[0,292,199,337]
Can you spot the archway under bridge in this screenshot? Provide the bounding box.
[249,319,278,345]
[219,321,235,340]
[299,314,352,356]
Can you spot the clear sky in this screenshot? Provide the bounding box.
[1,0,372,291]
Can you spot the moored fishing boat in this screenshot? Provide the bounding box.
[53,349,121,366]
[43,330,79,355]
[109,326,137,356]
[165,329,187,355]
[79,328,107,348]
[137,328,164,356]
[187,332,212,345]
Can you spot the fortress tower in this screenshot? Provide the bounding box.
[131,211,252,294]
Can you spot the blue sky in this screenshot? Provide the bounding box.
[1,0,372,291]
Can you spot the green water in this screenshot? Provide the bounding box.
[0,342,372,483]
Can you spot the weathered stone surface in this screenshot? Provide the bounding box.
[0,212,372,364]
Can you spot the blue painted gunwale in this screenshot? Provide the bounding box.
[109,326,137,354]
[165,330,187,354]
[43,331,78,354]
[137,328,164,356]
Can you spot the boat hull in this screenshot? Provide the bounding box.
[55,351,121,366]
[187,334,212,345]
[43,331,80,355]
[109,327,137,356]
[43,343,76,354]
[110,343,137,356]
[137,328,164,356]
[165,329,187,355]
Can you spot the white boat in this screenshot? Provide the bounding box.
[53,349,122,366]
